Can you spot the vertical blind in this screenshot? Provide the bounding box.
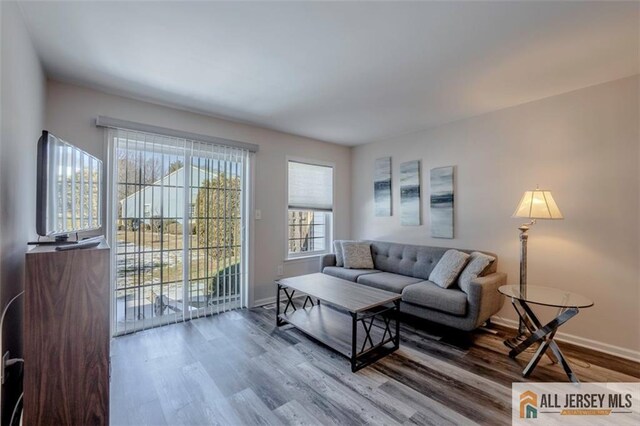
[109,127,249,335]
[287,160,334,212]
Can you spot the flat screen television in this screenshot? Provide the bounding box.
[36,130,103,242]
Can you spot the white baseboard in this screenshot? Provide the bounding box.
[252,296,277,308]
[491,316,640,363]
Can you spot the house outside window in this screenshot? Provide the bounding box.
[287,159,333,259]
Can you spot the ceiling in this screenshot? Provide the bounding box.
[18,1,639,146]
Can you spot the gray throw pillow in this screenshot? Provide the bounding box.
[333,240,355,267]
[342,242,374,269]
[458,252,495,294]
[429,249,470,288]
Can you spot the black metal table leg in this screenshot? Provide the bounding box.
[351,312,358,372]
[276,283,298,327]
[302,295,316,309]
[282,289,296,314]
[394,300,401,349]
[276,283,282,326]
[348,301,401,372]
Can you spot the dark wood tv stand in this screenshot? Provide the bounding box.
[24,241,110,425]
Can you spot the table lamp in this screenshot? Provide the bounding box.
[505,185,564,348]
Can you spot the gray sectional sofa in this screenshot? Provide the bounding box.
[320,240,507,331]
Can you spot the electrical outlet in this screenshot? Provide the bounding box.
[255,209,262,220]
[1,351,9,384]
[277,264,284,276]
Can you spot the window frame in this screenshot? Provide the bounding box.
[285,156,335,261]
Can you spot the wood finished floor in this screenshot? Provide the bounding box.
[110,305,639,426]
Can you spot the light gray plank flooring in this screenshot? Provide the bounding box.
[110,305,639,426]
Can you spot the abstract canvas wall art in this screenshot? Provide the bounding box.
[430,166,454,238]
[400,160,421,226]
[374,157,392,216]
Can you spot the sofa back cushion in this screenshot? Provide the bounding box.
[333,240,356,267]
[342,242,374,269]
[458,251,496,294]
[368,240,497,281]
[429,249,471,288]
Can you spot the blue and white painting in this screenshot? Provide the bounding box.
[400,160,421,226]
[374,157,392,216]
[430,166,454,238]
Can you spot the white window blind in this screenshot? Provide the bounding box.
[288,161,333,212]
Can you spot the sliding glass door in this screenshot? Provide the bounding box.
[109,129,248,335]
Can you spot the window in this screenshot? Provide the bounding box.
[287,159,333,258]
[143,204,151,218]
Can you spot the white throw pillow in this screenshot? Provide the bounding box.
[333,240,355,267]
[342,242,374,269]
[429,249,470,288]
[458,252,495,294]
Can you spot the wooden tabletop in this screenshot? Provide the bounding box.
[277,272,401,313]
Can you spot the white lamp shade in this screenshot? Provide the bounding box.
[512,189,563,219]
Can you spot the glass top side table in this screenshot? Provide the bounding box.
[498,285,594,383]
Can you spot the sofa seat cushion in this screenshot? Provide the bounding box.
[402,281,468,316]
[322,266,380,282]
[356,272,424,294]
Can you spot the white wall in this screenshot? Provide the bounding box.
[351,76,639,358]
[0,0,46,421]
[45,80,351,305]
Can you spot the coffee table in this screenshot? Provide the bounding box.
[499,284,594,383]
[276,273,401,372]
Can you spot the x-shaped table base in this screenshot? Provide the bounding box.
[508,298,580,383]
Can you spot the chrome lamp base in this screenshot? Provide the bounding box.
[504,220,537,353]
